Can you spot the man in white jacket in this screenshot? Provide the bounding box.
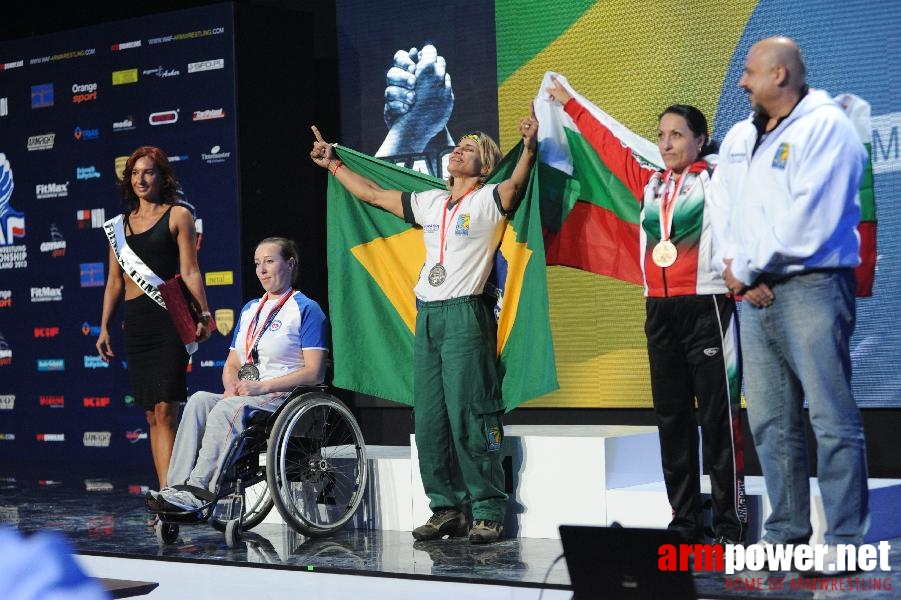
[711,36,869,570]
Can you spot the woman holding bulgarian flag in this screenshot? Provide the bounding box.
[547,78,747,548]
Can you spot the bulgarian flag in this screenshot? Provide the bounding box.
[532,71,662,285]
[835,93,877,297]
[326,144,558,411]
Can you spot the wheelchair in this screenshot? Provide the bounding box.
[152,386,368,548]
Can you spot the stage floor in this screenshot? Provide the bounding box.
[3,463,899,599]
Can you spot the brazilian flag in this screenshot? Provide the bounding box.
[326,143,557,411]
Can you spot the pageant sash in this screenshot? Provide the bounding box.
[103,214,198,354]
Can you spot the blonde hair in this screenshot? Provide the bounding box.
[447,131,503,189]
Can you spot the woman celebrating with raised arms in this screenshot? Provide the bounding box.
[310,112,537,545]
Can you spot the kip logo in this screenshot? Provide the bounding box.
[84,396,111,408]
[36,433,65,442]
[31,83,54,109]
[126,429,148,443]
[0,290,10,307]
[34,327,60,338]
[149,109,179,126]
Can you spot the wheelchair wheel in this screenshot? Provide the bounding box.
[224,519,242,548]
[266,392,368,537]
[154,521,179,545]
[211,479,273,532]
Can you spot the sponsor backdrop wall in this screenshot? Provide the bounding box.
[337,0,900,409]
[0,3,243,463]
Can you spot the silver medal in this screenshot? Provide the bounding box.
[238,363,260,381]
[428,263,447,287]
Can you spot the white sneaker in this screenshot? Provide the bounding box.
[160,488,204,511]
[146,487,172,501]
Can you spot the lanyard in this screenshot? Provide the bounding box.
[657,169,686,243]
[243,289,293,364]
[438,184,479,265]
[657,161,708,241]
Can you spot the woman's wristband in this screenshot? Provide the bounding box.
[329,160,344,176]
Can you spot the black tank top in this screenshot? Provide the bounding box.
[125,206,179,281]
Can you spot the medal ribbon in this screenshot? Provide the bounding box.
[657,169,686,243]
[657,161,707,242]
[243,289,293,364]
[437,184,479,266]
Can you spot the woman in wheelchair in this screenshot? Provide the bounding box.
[146,237,329,514]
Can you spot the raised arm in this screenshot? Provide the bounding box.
[310,126,405,218]
[546,77,654,199]
[495,107,538,213]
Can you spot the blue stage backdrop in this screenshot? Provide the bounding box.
[0,3,243,464]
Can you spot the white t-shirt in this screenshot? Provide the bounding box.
[403,184,508,302]
[229,290,329,380]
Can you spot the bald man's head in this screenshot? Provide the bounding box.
[739,36,807,117]
[754,36,806,89]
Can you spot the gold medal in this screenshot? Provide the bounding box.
[652,240,678,268]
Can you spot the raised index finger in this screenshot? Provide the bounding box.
[311,125,327,144]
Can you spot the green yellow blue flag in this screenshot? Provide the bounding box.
[326,144,558,411]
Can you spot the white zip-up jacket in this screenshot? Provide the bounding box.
[709,88,867,286]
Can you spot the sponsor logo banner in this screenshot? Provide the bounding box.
[187,58,224,73]
[205,271,234,285]
[83,432,111,447]
[30,286,63,302]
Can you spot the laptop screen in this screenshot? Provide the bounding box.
[559,525,697,599]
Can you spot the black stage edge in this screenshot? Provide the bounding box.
[5,463,901,600]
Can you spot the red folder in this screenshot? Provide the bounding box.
[158,275,215,345]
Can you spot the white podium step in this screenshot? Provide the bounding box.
[410,425,663,539]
